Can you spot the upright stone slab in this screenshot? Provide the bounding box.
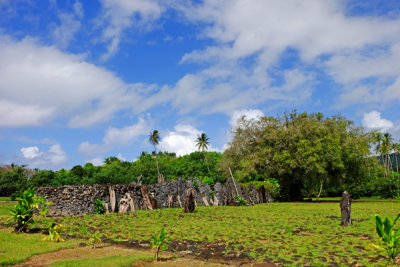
[184,188,195,213]
[340,191,351,226]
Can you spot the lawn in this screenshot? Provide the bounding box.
[1,199,399,266]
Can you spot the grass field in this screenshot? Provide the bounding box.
[1,199,399,266]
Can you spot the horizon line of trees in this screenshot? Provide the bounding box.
[1,111,399,201]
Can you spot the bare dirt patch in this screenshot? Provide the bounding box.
[13,245,148,267]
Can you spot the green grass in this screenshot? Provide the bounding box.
[0,203,14,216]
[0,230,77,266]
[0,197,11,201]
[307,196,400,202]
[1,200,399,266]
[50,254,154,267]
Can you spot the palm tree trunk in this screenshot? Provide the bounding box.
[203,149,210,173]
[154,146,160,176]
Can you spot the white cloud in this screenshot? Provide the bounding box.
[86,157,104,166]
[78,117,150,158]
[97,0,164,60]
[0,100,54,127]
[73,1,84,19]
[20,144,67,169]
[159,124,220,156]
[116,153,126,161]
[229,109,264,128]
[362,111,394,131]
[0,35,150,128]
[53,12,81,49]
[21,146,41,159]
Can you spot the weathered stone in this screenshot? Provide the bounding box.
[184,188,195,213]
[36,177,274,216]
[340,191,351,226]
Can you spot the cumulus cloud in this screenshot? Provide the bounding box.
[78,117,150,158]
[53,12,81,49]
[0,35,151,128]
[362,111,394,131]
[159,124,219,156]
[20,144,67,169]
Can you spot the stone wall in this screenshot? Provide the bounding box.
[36,178,274,216]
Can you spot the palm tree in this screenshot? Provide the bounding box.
[382,133,393,177]
[148,130,161,178]
[196,133,210,173]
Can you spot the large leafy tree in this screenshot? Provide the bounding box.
[148,130,161,178]
[219,111,377,200]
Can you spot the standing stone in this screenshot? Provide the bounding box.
[158,174,165,184]
[109,186,116,212]
[168,195,173,208]
[340,191,351,226]
[177,195,183,208]
[137,175,143,186]
[184,188,195,213]
[103,202,109,214]
[119,197,129,213]
[141,185,157,210]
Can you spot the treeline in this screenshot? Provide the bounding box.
[0,151,223,197]
[1,111,399,201]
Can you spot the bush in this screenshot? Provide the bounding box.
[241,178,281,199]
[8,189,52,232]
[94,199,105,214]
[233,195,246,206]
[199,176,215,187]
[10,190,23,201]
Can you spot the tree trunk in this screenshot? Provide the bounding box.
[317,179,323,201]
[154,146,160,176]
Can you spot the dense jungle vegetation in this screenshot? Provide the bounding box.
[1,111,399,201]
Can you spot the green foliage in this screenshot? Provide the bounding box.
[242,179,281,198]
[10,190,23,201]
[372,214,400,264]
[210,190,215,201]
[8,189,52,232]
[220,111,379,200]
[233,195,246,206]
[150,227,170,261]
[42,222,65,242]
[94,199,105,214]
[192,179,198,189]
[88,232,103,249]
[200,176,215,187]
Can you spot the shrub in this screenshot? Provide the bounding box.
[8,189,52,232]
[233,195,246,206]
[241,178,281,199]
[88,232,103,249]
[10,190,23,201]
[42,222,65,242]
[199,176,215,187]
[94,199,105,214]
[210,190,215,201]
[192,179,198,190]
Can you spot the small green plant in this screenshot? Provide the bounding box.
[42,222,65,242]
[150,227,170,261]
[88,232,103,249]
[192,179,198,190]
[8,189,52,232]
[371,213,400,265]
[200,176,215,187]
[10,190,23,201]
[94,199,105,214]
[210,190,215,201]
[233,195,246,206]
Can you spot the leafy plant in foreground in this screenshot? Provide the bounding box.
[150,227,170,261]
[88,232,103,249]
[371,213,400,265]
[94,199,105,214]
[234,195,246,206]
[8,189,52,232]
[42,222,65,242]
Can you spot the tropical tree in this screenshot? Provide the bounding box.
[148,130,162,180]
[196,133,210,172]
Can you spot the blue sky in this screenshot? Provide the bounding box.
[1,0,400,170]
